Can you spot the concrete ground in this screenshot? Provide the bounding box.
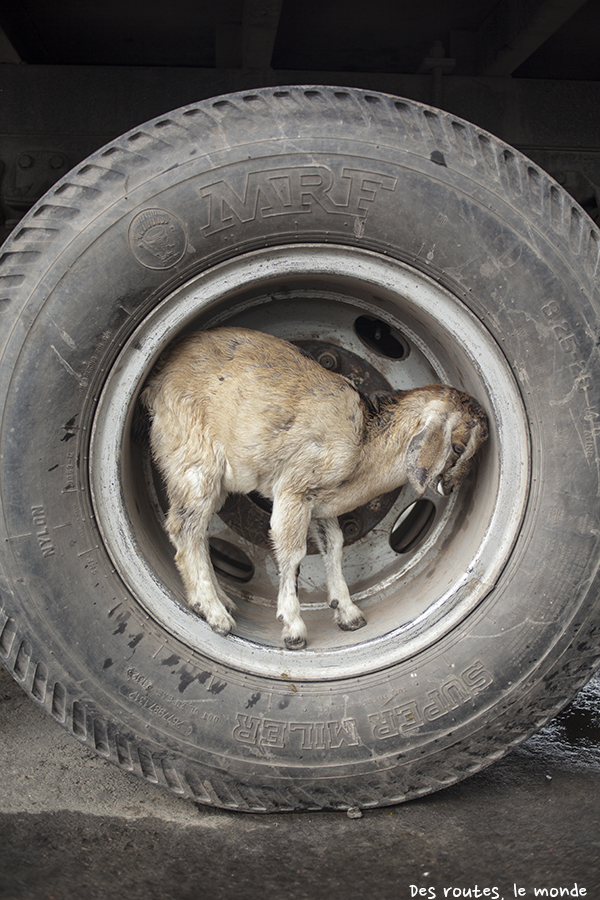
[1,663,599,900]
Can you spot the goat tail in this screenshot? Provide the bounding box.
[139,379,159,414]
[135,364,167,444]
[139,348,173,414]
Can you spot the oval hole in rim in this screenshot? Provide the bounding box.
[354,315,408,360]
[209,538,255,583]
[390,499,436,554]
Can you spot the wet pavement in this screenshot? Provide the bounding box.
[1,663,599,900]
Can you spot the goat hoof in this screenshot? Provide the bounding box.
[284,635,307,650]
[204,610,235,637]
[338,614,367,632]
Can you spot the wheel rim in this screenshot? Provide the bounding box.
[90,244,529,680]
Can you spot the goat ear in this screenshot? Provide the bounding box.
[405,403,452,494]
[368,390,397,414]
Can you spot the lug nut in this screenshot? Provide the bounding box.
[315,347,341,372]
[341,516,361,540]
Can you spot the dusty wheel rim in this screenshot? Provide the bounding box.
[90,243,529,680]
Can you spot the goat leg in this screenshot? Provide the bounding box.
[165,472,236,636]
[309,518,367,632]
[270,493,311,650]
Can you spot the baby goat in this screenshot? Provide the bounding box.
[141,327,488,649]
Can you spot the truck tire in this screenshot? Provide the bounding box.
[1,86,600,812]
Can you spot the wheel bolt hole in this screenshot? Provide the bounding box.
[209,538,255,583]
[390,499,436,554]
[354,315,408,360]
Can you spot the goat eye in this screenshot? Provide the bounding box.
[452,442,465,456]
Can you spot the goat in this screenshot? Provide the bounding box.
[141,326,488,650]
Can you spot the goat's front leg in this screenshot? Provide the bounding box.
[309,517,367,632]
[270,493,312,650]
[166,470,236,637]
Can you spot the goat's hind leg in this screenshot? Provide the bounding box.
[309,518,367,631]
[166,476,236,636]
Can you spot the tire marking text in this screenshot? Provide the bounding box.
[31,506,56,558]
[233,715,361,750]
[200,165,397,235]
[369,661,493,740]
